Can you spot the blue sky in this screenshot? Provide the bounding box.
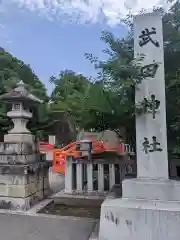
[0,0,174,94]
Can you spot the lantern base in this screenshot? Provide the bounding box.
[4,133,35,144]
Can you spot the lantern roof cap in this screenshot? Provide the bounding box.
[0,80,43,104]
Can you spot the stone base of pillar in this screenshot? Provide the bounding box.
[0,161,51,211]
[99,178,180,240]
[122,178,180,201]
[99,197,180,240]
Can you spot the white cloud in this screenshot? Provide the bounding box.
[0,0,177,25]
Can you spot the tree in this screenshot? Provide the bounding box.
[49,70,89,126]
[163,1,180,155]
[85,33,138,142]
[49,70,116,131]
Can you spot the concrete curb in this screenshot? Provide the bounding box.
[89,221,99,240]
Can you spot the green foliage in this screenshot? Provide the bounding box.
[49,70,89,126]
[83,82,113,113]
[0,48,48,100]
[85,31,137,141]
[49,70,117,130]
[163,1,180,155]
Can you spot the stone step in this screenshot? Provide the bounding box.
[53,196,103,207]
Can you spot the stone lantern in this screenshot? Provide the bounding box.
[0,81,50,211]
[76,139,92,161]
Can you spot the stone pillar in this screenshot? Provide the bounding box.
[134,17,168,180]
[98,164,104,192]
[109,164,115,189]
[123,12,169,196]
[76,163,83,193]
[82,164,87,184]
[99,13,180,240]
[65,157,73,194]
[45,135,55,161]
[45,152,52,161]
[48,135,56,145]
[87,163,93,192]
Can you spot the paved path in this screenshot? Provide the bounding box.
[0,213,95,240]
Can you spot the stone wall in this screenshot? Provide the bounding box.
[0,161,50,210]
[0,142,50,211]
